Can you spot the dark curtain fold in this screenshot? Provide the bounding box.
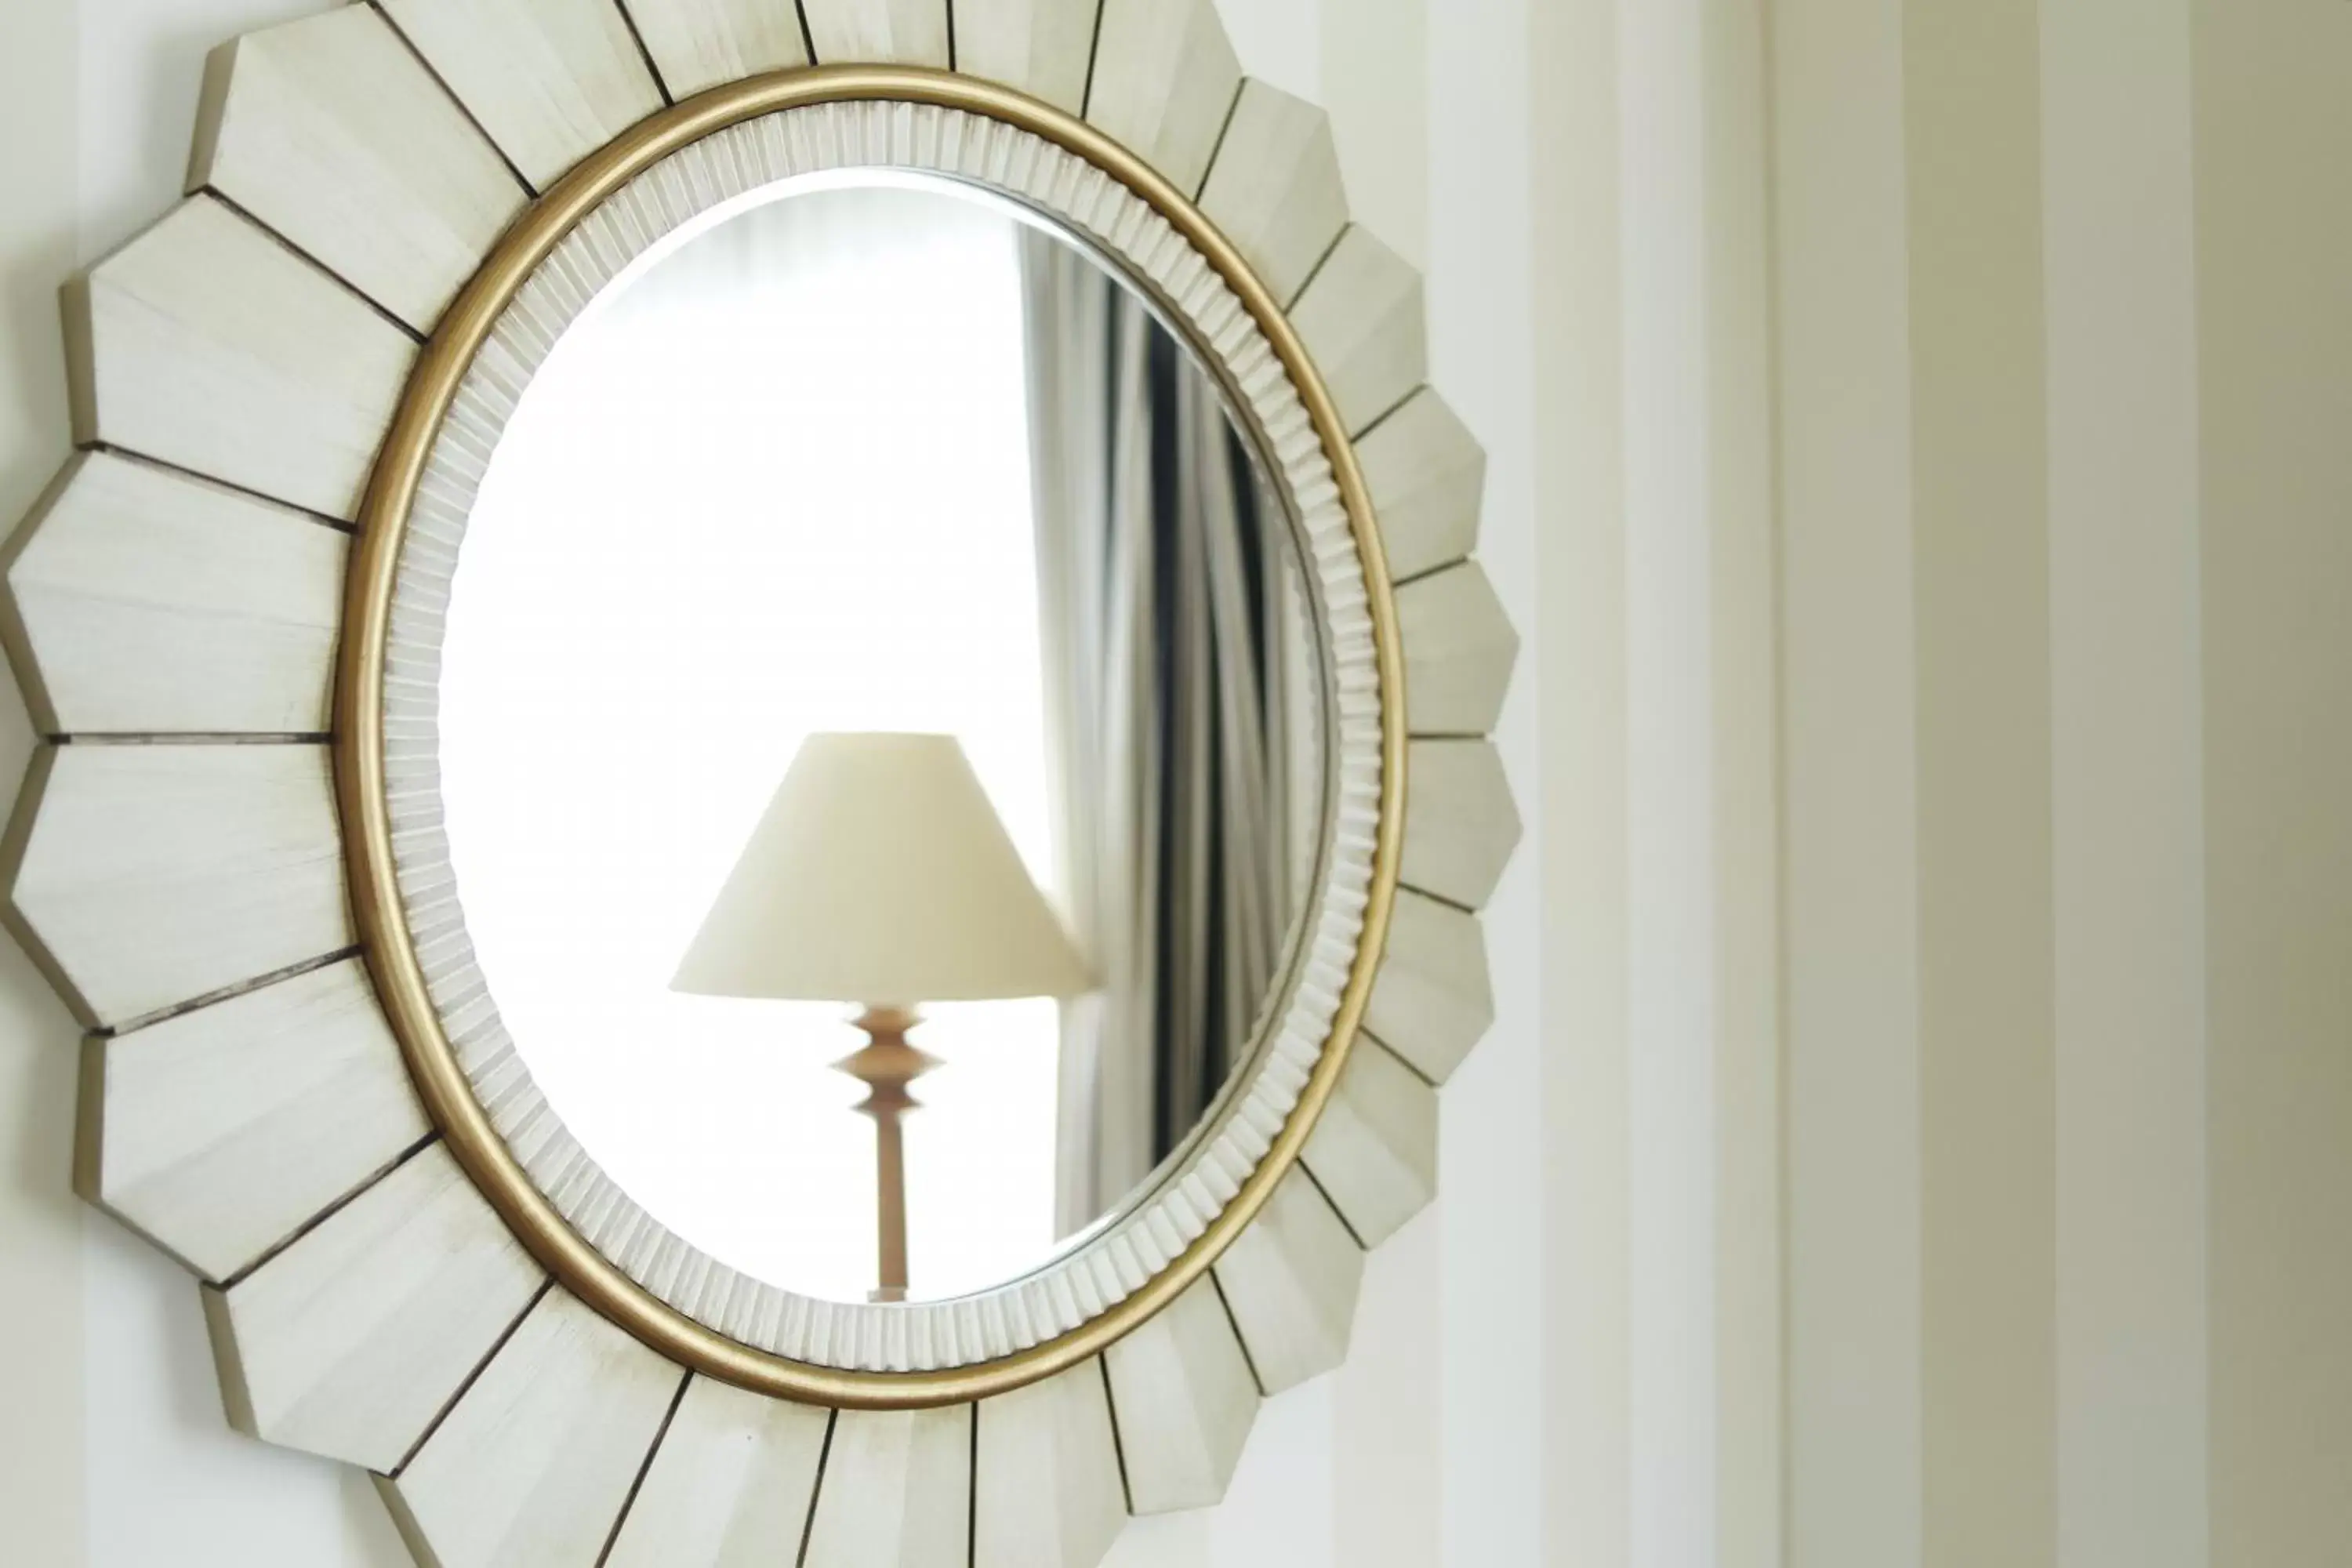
[1023,234,1309,1235]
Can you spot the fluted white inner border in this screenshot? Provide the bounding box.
[379,100,1384,1374]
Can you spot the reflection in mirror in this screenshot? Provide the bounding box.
[440,179,1327,1306]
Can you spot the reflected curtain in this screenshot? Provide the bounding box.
[1023,234,1308,1236]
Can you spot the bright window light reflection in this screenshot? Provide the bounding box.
[441,182,1061,1304]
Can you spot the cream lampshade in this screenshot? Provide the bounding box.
[672,731,1092,1006]
[671,731,1092,1302]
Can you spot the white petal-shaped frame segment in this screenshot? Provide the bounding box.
[1102,1276,1258,1516]
[1398,560,1522,738]
[804,0,953,67]
[803,1406,975,1568]
[1365,887,1496,1086]
[375,0,664,191]
[205,1142,546,1472]
[1,452,347,738]
[1087,0,1240,196]
[1403,738,1523,910]
[378,1290,685,1568]
[1213,1168,1366,1396]
[976,1362,1127,1568]
[78,957,428,1283]
[605,1377,829,1567]
[1301,1036,1439,1249]
[953,0,1098,113]
[629,0,813,100]
[3,743,348,1029]
[64,197,417,523]
[1198,79,1351,308]
[190,5,530,334]
[1358,387,1487,583]
[1290,224,1428,437]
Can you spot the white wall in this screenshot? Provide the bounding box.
[3,2,2347,1566]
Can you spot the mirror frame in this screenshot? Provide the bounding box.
[0,5,1522,1564]
[353,67,1392,1409]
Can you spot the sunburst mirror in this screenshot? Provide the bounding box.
[0,3,1519,1563]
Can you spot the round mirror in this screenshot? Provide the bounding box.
[438,176,1330,1308]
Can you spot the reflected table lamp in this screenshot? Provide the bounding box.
[671,732,1093,1303]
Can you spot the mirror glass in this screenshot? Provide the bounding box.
[439,177,1328,1307]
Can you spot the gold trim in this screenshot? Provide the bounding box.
[336,66,1406,1410]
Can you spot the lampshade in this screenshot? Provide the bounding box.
[671,732,1094,1006]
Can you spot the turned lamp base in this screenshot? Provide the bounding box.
[833,1005,939,1305]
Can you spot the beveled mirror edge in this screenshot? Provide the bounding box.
[336,66,1408,1411]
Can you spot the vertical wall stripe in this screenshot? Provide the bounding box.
[1702,5,1784,1566]
[2194,4,2352,1563]
[1323,1,1443,1563]
[0,0,87,1559]
[1770,1,1925,1563]
[1621,3,1721,1565]
[1533,0,1632,1563]
[1902,4,2059,1566]
[1432,0,1544,1562]
[2042,4,2211,1567]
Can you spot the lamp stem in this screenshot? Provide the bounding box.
[836,1006,937,1305]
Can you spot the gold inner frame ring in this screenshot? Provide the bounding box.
[337,65,1408,1411]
